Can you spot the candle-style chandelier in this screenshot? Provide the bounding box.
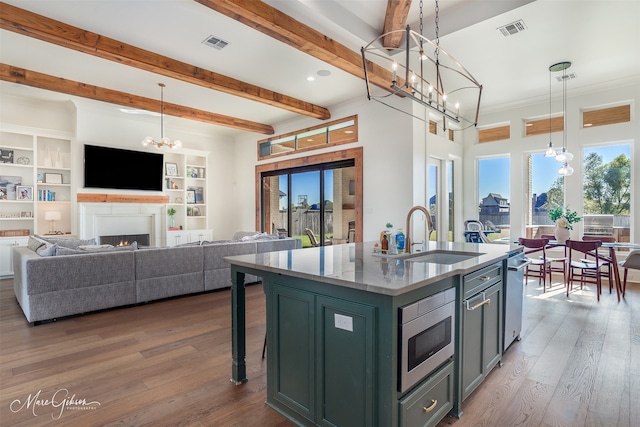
[361,0,482,130]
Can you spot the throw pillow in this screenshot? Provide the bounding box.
[27,236,48,252]
[36,242,58,257]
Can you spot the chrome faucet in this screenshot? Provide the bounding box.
[405,205,433,254]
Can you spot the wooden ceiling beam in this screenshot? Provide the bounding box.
[0,64,275,135]
[382,0,412,48]
[0,2,329,121]
[195,0,395,93]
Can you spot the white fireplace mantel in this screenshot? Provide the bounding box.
[79,203,165,246]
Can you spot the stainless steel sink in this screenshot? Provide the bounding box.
[373,250,484,264]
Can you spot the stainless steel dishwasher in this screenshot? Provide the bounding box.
[504,251,529,351]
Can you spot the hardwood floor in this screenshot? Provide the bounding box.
[1,277,637,426]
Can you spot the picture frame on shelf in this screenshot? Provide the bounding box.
[165,162,178,176]
[192,207,201,216]
[0,186,7,200]
[20,210,32,218]
[37,173,44,183]
[186,189,196,204]
[16,185,33,200]
[0,149,14,164]
[44,172,63,184]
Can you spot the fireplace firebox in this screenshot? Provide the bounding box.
[100,234,150,247]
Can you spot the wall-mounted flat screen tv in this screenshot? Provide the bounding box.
[84,144,164,191]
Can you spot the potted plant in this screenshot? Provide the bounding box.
[548,206,581,243]
[167,207,177,228]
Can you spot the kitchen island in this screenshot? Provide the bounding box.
[225,241,520,427]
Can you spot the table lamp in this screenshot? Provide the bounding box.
[45,211,61,234]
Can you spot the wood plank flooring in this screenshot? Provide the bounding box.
[0,277,637,426]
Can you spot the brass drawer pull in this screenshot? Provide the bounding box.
[465,292,491,311]
[423,399,437,413]
[480,275,491,282]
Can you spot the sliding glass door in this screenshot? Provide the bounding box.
[261,160,355,247]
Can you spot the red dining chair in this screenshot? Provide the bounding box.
[582,236,616,294]
[518,238,552,292]
[540,234,568,286]
[566,239,605,300]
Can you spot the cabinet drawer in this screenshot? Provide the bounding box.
[399,361,454,427]
[463,262,502,299]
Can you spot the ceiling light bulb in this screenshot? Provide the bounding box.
[544,142,556,157]
[307,76,315,81]
[558,163,574,176]
[171,140,182,149]
[555,147,574,163]
[142,136,154,147]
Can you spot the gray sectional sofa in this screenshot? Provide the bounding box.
[12,233,300,324]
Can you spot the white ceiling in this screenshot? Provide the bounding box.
[1,0,639,140]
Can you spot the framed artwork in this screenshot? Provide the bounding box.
[16,185,33,200]
[20,210,32,218]
[165,162,178,176]
[0,186,7,200]
[0,149,14,163]
[44,173,63,184]
[186,189,196,204]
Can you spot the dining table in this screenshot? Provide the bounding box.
[545,240,640,302]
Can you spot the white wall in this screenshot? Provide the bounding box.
[231,95,426,242]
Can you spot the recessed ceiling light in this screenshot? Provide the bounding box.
[307,138,313,142]
[344,130,354,134]
[317,70,331,77]
[307,76,315,82]
[584,123,593,127]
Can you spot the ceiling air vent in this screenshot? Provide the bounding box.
[202,35,229,50]
[497,20,527,37]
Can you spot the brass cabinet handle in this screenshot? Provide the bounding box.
[480,275,491,281]
[465,292,491,311]
[423,399,437,413]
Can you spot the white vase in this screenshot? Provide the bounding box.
[54,148,63,168]
[43,146,52,167]
[554,226,570,243]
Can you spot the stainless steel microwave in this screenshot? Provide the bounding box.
[398,288,456,393]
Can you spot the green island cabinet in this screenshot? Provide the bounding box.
[454,261,503,416]
[263,273,456,427]
[226,243,511,427]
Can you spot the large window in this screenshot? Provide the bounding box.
[583,144,631,242]
[478,157,510,240]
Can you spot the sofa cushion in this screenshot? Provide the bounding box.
[55,242,138,256]
[37,235,97,249]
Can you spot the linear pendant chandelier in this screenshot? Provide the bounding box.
[142,83,182,150]
[361,0,482,130]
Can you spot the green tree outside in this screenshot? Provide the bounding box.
[583,153,630,214]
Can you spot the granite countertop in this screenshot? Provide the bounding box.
[225,241,521,296]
